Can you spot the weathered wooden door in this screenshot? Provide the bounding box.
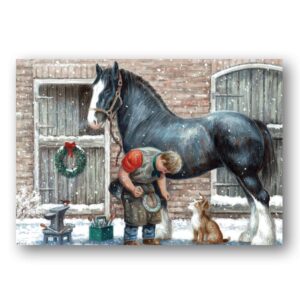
[211,64,283,196]
[34,81,110,209]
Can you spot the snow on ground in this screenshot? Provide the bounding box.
[267,124,283,130]
[16,217,282,246]
[34,203,105,216]
[211,195,283,209]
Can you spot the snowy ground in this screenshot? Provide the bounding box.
[16,217,283,246]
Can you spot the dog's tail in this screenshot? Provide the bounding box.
[223,237,230,243]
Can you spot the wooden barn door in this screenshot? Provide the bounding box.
[34,81,110,214]
[211,64,283,197]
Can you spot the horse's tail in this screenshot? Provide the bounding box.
[254,120,277,187]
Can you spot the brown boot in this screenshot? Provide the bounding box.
[143,238,161,245]
[124,240,140,246]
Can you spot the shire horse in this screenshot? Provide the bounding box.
[87,62,276,245]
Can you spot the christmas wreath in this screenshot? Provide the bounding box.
[54,142,87,178]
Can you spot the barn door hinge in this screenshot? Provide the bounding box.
[214,94,244,98]
[213,182,240,187]
[36,123,55,130]
[35,96,54,101]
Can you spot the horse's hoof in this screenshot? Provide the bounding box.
[251,231,276,245]
[159,233,172,240]
[239,231,252,243]
[155,228,172,240]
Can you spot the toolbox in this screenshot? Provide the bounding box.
[89,216,114,242]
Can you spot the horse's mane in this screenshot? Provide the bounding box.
[121,69,175,115]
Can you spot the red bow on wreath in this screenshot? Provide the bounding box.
[64,142,76,157]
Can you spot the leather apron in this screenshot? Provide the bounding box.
[110,147,163,226]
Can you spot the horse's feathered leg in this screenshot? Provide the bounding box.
[152,182,172,240]
[236,177,258,243]
[237,174,275,245]
[155,206,172,240]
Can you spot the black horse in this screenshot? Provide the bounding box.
[87,62,277,245]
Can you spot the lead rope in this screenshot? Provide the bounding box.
[91,75,124,166]
[107,105,123,167]
[110,76,123,166]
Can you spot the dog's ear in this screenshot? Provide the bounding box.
[203,200,209,210]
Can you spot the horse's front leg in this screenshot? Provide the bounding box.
[155,205,172,240]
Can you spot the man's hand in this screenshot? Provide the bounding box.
[132,186,144,198]
[161,192,171,201]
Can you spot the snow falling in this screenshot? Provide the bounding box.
[16,60,283,246]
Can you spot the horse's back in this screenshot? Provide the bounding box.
[206,111,265,174]
[125,110,265,178]
[206,111,263,143]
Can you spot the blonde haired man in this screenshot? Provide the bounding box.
[112,147,182,245]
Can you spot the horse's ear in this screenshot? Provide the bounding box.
[112,61,119,80]
[96,64,102,75]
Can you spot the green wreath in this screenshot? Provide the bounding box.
[54,142,87,178]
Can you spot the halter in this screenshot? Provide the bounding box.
[89,73,124,166]
[89,74,123,120]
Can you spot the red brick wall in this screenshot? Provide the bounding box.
[16,59,282,219]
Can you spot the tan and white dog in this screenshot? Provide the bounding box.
[188,194,229,244]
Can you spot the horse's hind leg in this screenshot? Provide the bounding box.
[236,177,258,243]
[237,174,275,245]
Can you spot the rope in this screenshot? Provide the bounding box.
[89,74,124,166]
[107,113,123,166]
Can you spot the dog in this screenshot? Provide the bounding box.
[188,194,230,244]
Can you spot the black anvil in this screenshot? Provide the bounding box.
[42,204,74,244]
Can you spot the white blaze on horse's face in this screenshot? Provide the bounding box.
[88,79,105,129]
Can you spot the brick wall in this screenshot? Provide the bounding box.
[16,59,282,219]
[16,60,34,191]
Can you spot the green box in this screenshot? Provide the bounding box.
[89,225,114,242]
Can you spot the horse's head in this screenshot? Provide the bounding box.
[88,61,121,130]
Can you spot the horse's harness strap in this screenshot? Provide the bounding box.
[90,74,123,120]
[90,73,124,166]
